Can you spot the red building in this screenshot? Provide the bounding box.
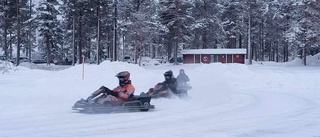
[181,49,247,64]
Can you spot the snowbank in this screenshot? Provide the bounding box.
[0,61,16,74]
[18,62,71,71]
[251,53,320,67]
[1,57,320,137]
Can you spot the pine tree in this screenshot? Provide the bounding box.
[192,0,225,49]
[0,0,7,56]
[117,0,162,64]
[60,0,114,64]
[20,0,36,60]
[159,0,193,65]
[1,0,20,59]
[1,0,319,65]
[36,0,62,64]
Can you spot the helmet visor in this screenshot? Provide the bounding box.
[118,76,125,80]
[164,76,171,79]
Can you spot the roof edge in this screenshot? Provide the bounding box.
[181,49,247,54]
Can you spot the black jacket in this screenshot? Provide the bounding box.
[162,78,178,94]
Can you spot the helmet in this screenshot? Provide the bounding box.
[116,71,130,87]
[164,70,173,81]
[164,70,173,77]
[115,71,130,81]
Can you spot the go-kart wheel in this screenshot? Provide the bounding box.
[140,102,150,111]
[143,102,150,108]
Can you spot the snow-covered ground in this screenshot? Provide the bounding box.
[1,56,320,137]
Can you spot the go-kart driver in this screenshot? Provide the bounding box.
[177,69,190,85]
[87,71,135,105]
[147,70,178,96]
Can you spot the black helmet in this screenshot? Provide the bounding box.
[164,70,173,81]
[164,70,173,77]
[115,71,130,81]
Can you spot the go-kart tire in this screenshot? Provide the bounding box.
[140,102,150,111]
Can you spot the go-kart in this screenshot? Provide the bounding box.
[72,92,155,113]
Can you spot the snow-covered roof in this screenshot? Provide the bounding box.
[181,49,247,54]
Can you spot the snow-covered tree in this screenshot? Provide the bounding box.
[1,0,319,65]
[159,0,193,64]
[0,0,35,62]
[118,0,163,64]
[192,0,225,49]
[36,0,62,64]
[60,0,114,64]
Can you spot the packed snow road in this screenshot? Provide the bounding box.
[1,89,320,137]
[1,62,320,137]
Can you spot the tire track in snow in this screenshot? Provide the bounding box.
[0,92,253,137]
[2,89,320,137]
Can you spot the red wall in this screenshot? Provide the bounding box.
[183,54,194,64]
[183,54,245,64]
[233,54,245,64]
[217,54,226,63]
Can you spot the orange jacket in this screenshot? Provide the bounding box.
[113,83,135,101]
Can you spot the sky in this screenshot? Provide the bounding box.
[1,55,320,137]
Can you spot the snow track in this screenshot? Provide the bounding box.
[1,63,320,137]
[1,89,320,137]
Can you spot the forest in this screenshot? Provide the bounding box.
[0,0,319,65]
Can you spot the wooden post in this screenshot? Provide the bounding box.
[82,55,85,79]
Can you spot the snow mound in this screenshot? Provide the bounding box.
[0,61,16,74]
[261,53,320,67]
[284,54,320,66]
[306,53,320,66]
[18,62,71,71]
[54,61,152,90]
[57,60,146,77]
[257,53,320,67]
